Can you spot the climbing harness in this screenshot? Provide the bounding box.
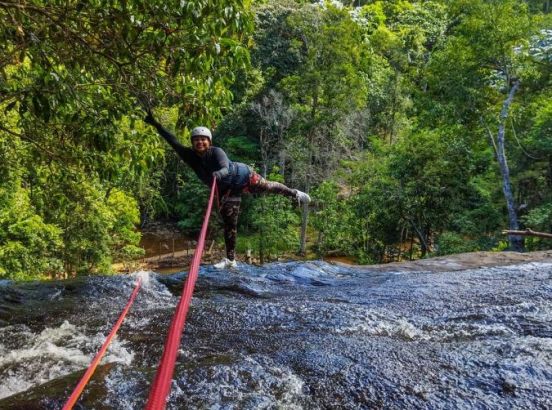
[145,179,217,409]
[62,277,142,410]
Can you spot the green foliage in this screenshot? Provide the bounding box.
[173,175,211,235]
[523,202,552,229]
[492,240,510,252]
[220,135,260,165]
[0,1,254,278]
[239,170,299,261]
[434,232,480,256]
[233,0,551,263]
[252,0,304,87]
[1,0,253,126]
[1,0,552,277]
[425,0,537,124]
[107,189,144,261]
[346,149,405,262]
[389,128,472,229]
[522,202,552,250]
[310,181,355,257]
[249,1,373,188]
[34,176,145,275]
[526,95,552,154]
[0,186,63,280]
[335,124,508,262]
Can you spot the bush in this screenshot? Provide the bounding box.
[310,181,356,257]
[238,171,300,262]
[0,188,63,280]
[434,232,480,256]
[520,202,552,251]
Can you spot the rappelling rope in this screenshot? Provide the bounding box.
[145,179,217,410]
[62,277,143,410]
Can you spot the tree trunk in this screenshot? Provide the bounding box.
[258,128,268,263]
[259,129,268,178]
[259,225,265,264]
[279,151,286,178]
[409,232,414,260]
[410,219,429,257]
[259,196,266,263]
[299,201,309,256]
[397,226,405,261]
[548,154,552,188]
[420,237,428,258]
[299,95,318,256]
[495,80,523,251]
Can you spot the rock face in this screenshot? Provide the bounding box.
[347,250,552,273]
[1,252,551,409]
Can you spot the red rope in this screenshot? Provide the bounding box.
[145,179,217,410]
[62,277,142,410]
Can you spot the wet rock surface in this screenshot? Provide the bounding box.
[0,253,551,409]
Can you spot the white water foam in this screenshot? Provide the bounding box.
[333,311,425,340]
[168,355,306,409]
[0,320,134,399]
[131,270,154,288]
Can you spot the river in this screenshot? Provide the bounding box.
[0,259,551,409]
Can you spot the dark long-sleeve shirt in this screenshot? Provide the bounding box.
[151,121,250,193]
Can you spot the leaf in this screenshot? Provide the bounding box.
[4,101,17,113]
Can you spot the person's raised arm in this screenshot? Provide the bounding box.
[145,111,190,157]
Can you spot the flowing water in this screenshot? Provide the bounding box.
[0,260,551,409]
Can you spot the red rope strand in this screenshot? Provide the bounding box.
[145,179,217,409]
[63,277,142,410]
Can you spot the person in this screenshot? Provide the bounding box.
[144,112,310,269]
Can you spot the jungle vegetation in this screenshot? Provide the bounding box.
[1,0,551,279]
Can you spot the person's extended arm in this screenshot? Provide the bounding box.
[145,111,191,158]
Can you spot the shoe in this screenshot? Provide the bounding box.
[213,258,238,269]
[295,190,311,205]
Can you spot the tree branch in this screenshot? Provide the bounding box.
[6,2,127,68]
[0,123,59,159]
[503,229,552,239]
[509,117,542,160]
[480,117,498,157]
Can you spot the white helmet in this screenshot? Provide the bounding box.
[191,126,212,141]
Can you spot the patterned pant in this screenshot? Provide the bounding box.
[219,172,296,261]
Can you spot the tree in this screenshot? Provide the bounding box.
[0,0,254,277]
[250,89,294,177]
[280,2,370,253]
[425,0,539,251]
[310,181,356,258]
[346,127,474,260]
